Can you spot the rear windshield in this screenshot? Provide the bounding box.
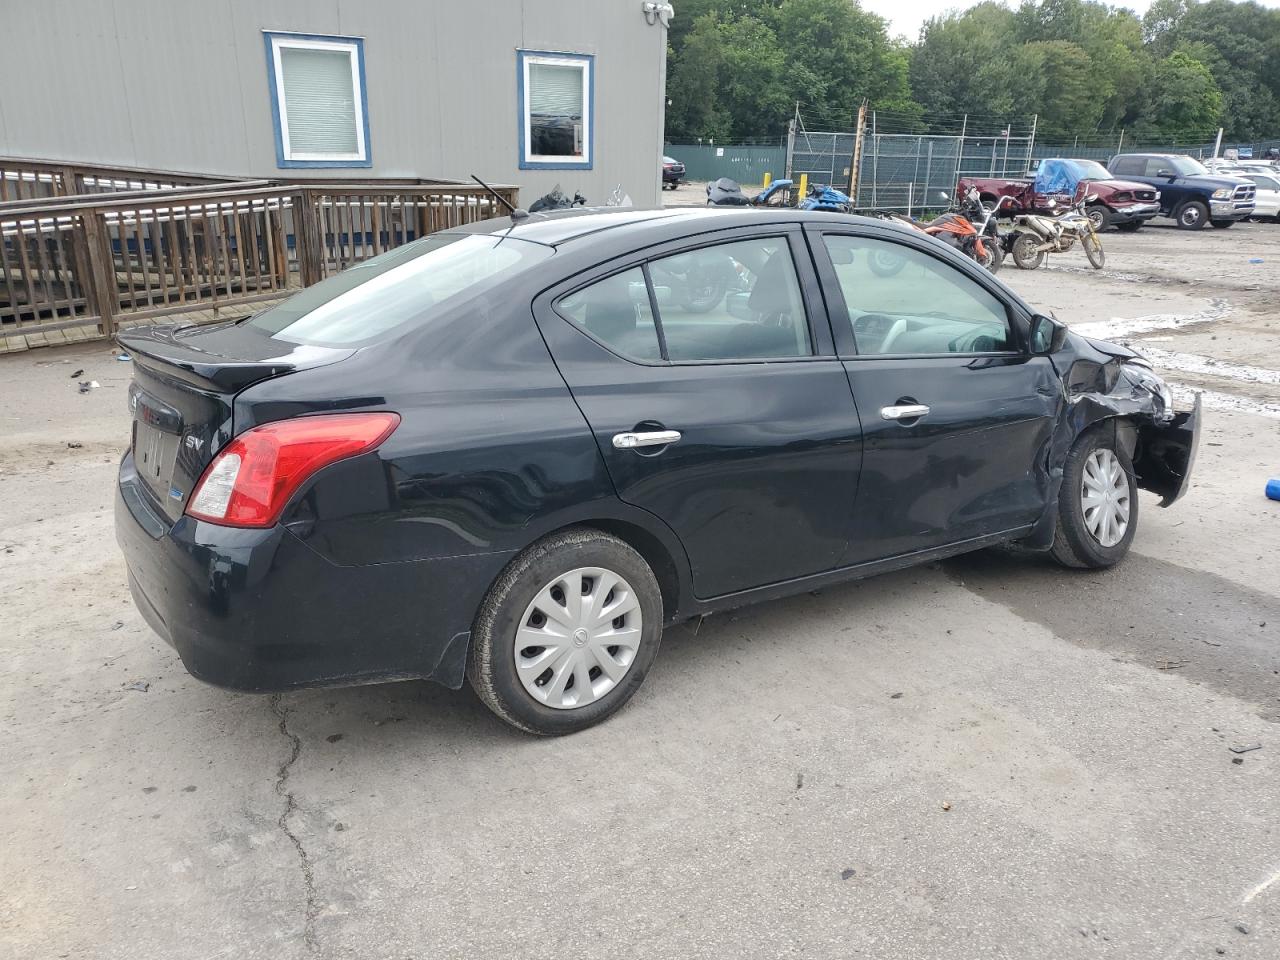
[247,233,552,346]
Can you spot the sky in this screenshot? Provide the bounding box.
[862,0,1280,41]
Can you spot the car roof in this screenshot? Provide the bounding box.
[442,207,895,247]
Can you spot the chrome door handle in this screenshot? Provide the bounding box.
[612,430,682,449]
[880,404,930,421]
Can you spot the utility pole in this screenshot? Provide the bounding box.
[785,117,796,181]
[1116,128,1124,156]
[1212,126,1224,159]
[848,100,867,203]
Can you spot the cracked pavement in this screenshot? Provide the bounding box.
[2,222,1279,959]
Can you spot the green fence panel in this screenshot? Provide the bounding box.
[664,143,787,185]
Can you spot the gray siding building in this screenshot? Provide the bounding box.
[0,0,671,205]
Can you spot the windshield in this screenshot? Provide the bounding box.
[247,233,551,346]
[1168,156,1209,176]
[1073,160,1113,181]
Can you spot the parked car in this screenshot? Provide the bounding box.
[662,155,685,190]
[1241,171,1280,221]
[115,208,1199,735]
[958,158,1161,232]
[1107,153,1255,229]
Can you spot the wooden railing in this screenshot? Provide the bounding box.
[1,174,518,340]
[0,157,239,203]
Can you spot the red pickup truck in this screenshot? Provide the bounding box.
[957,158,1162,232]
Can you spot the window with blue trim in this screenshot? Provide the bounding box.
[265,32,371,168]
[518,50,593,170]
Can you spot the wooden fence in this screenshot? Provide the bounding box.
[0,158,519,341]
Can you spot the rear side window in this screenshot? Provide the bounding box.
[557,268,662,362]
[248,233,552,346]
[556,236,812,363]
[1110,157,1139,176]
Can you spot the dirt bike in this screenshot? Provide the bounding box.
[1006,194,1105,270]
[876,189,1008,273]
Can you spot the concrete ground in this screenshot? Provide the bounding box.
[2,218,1278,960]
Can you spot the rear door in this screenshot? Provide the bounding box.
[807,224,1059,566]
[534,225,864,599]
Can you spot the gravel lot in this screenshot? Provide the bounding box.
[2,216,1278,960]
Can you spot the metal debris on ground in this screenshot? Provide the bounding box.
[123,680,149,692]
[1156,658,1190,670]
[69,369,83,378]
[66,442,82,448]
[1228,744,1262,754]
[941,801,952,811]
[78,380,99,393]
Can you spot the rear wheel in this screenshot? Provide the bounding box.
[1175,201,1208,230]
[1082,233,1105,269]
[468,528,664,735]
[1210,219,1234,229]
[1115,221,1143,233]
[1011,233,1043,270]
[1050,429,1138,569]
[1086,204,1112,232]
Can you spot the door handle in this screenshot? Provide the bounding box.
[612,430,682,449]
[880,404,930,421]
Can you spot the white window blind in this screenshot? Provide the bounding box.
[528,62,584,118]
[279,46,359,156]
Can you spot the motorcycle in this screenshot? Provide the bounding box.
[1006,194,1105,270]
[705,177,795,207]
[877,188,1007,273]
[797,183,854,213]
[528,184,587,213]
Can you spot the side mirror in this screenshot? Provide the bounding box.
[1029,313,1068,355]
[1157,169,1175,179]
[939,191,950,202]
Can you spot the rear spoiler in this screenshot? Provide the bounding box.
[118,322,351,394]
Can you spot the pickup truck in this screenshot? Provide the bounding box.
[957,158,1161,232]
[1107,153,1255,229]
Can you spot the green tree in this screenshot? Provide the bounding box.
[910,3,1022,118]
[1136,50,1224,139]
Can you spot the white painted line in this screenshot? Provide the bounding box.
[1243,865,1280,905]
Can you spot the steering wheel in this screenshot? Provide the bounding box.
[877,316,910,354]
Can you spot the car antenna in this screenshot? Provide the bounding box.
[471,175,529,221]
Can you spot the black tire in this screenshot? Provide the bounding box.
[1210,220,1234,229]
[467,528,664,735]
[977,237,1004,273]
[1175,201,1208,230]
[868,247,907,277]
[1050,427,1139,570]
[1011,232,1043,270]
[1082,233,1105,269]
[1086,204,1112,232]
[1115,221,1143,233]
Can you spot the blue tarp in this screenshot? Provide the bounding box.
[1033,158,1089,195]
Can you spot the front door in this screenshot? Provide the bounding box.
[808,226,1060,566]
[534,227,864,599]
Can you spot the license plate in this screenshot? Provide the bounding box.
[134,421,177,500]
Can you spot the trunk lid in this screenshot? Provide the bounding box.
[119,320,353,521]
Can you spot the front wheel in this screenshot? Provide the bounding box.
[1175,201,1208,230]
[1011,233,1043,270]
[467,528,664,735]
[1086,204,1112,232]
[976,237,1004,273]
[1210,220,1234,229]
[1082,232,1105,269]
[1050,429,1138,569]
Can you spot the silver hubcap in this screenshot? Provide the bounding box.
[514,567,642,710]
[1081,449,1130,547]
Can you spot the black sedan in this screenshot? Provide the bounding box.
[116,208,1198,735]
[662,155,685,189]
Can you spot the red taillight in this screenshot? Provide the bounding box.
[186,412,400,528]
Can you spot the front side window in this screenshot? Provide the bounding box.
[822,236,1013,356]
[519,50,592,169]
[266,33,370,168]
